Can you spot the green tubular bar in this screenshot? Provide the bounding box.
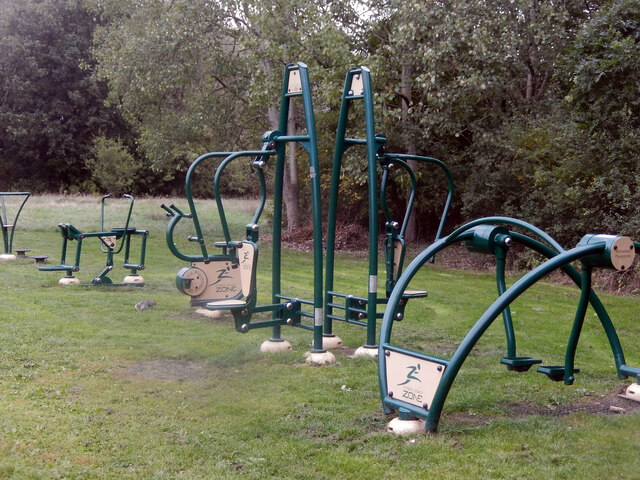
[165,63,325,350]
[324,67,453,348]
[379,216,637,432]
[0,192,30,256]
[39,195,147,285]
[163,149,275,264]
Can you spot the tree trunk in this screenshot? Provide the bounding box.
[266,99,300,234]
[401,62,418,242]
[283,102,300,233]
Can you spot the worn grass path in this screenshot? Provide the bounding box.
[0,195,638,478]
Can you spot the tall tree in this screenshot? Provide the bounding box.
[0,0,125,191]
[364,0,601,237]
[93,0,254,187]
[95,0,357,230]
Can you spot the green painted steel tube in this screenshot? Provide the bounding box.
[362,67,380,348]
[379,216,631,432]
[378,232,474,415]
[324,67,360,337]
[379,159,416,241]
[185,151,249,260]
[213,150,272,244]
[423,243,605,431]
[0,192,30,255]
[269,62,324,345]
[381,154,454,243]
[380,238,606,431]
[564,265,592,384]
[495,245,516,359]
[166,150,274,263]
[510,232,627,375]
[297,63,325,353]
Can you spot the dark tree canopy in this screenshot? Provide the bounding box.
[0,0,126,192]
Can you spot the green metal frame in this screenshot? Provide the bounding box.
[39,194,148,285]
[0,192,30,256]
[165,62,327,352]
[378,217,639,432]
[324,67,454,348]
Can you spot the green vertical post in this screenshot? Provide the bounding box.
[495,245,516,360]
[362,67,379,348]
[324,68,357,337]
[564,264,592,384]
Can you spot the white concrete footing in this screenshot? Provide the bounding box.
[260,339,293,353]
[123,274,145,285]
[321,334,343,349]
[0,253,16,261]
[353,345,378,358]
[386,417,426,435]
[304,350,336,365]
[195,308,222,319]
[620,383,640,402]
[59,276,80,285]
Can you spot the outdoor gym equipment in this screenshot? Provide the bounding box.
[323,67,453,356]
[378,217,640,433]
[39,194,148,286]
[165,62,333,363]
[0,192,30,261]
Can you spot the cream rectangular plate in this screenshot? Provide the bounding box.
[385,350,445,409]
[288,69,302,94]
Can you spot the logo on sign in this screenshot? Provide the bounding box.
[398,363,422,386]
[211,267,234,286]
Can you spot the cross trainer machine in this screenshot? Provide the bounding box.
[378,217,640,433]
[0,192,30,261]
[39,194,148,286]
[323,67,453,356]
[165,62,333,364]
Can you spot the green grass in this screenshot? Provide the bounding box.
[0,194,639,479]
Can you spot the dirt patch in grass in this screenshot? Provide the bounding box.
[122,359,211,382]
[505,385,640,418]
[443,385,640,431]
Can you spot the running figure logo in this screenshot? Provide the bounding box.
[211,267,233,286]
[398,363,421,385]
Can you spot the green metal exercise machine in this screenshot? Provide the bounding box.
[39,194,148,286]
[378,217,640,433]
[323,67,453,356]
[0,192,30,261]
[165,63,333,364]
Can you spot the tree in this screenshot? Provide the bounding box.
[363,0,605,240]
[0,0,127,192]
[94,0,358,230]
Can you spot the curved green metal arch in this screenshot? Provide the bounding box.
[379,217,631,432]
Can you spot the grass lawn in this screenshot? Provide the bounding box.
[0,194,639,479]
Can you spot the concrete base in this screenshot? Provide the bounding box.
[0,253,16,261]
[386,417,426,435]
[354,345,378,358]
[321,334,343,349]
[260,339,293,353]
[123,274,145,285]
[305,350,336,365]
[195,308,222,319]
[59,276,80,285]
[620,383,640,402]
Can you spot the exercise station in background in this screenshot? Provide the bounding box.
[39,194,148,286]
[379,221,640,433]
[164,63,452,363]
[0,191,30,261]
[323,66,452,357]
[165,62,331,364]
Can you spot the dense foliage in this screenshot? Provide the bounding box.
[1,0,639,243]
